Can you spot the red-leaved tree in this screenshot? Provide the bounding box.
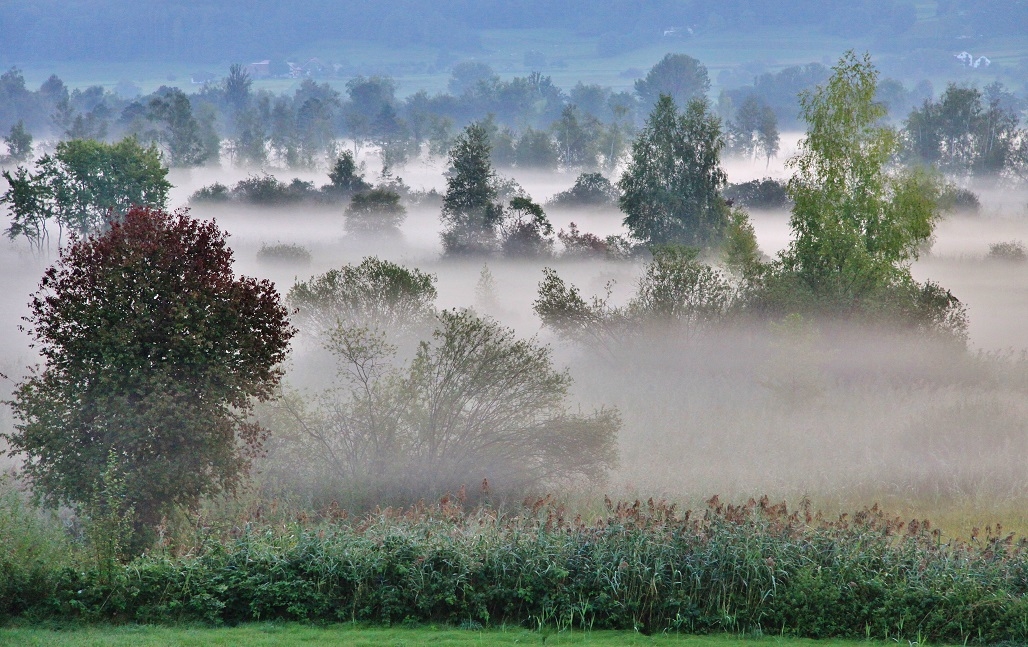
[4,207,294,551]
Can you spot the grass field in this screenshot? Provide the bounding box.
[0,624,942,647]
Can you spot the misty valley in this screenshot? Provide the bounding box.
[2,16,1028,643]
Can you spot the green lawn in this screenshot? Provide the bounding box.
[0,624,924,647]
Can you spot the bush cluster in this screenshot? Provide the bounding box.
[723,178,790,210]
[2,494,1027,644]
[190,175,339,206]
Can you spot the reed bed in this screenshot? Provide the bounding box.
[3,489,1027,644]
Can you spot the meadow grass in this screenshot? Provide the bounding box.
[0,623,943,647]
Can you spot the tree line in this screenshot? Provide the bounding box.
[0,0,943,65]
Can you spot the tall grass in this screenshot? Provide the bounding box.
[2,491,1027,644]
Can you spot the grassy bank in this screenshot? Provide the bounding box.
[0,623,944,647]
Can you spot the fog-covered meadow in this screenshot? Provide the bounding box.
[2,135,1027,535]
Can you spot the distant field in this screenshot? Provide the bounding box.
[10,22,1024,98]
[0,624,952,647]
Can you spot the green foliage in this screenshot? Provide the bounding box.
[144,87,220,167]
[938,185,981,215]
[771,52,963,337]
[441,122,504,256]
[2,119,32,162]
[535,248,736,354]
[618,95,729,248]
[547,172,618,209]
[256,243,313,266]
[556,222,611,258]
[326,150,372,195]
[3,495,1028,645]
[902,83,1023,179]
[988,240,1027,262]
[1,137,170,250]
[551,104,600,170]
[724,178,790,210]
[0,477,75,620]
[287,257,438,340]
[499,195,553,258]
[727,96,779,165]
[634,53,710,110]
[3,207,295,551]
[345,187,406,236]
[83,452,136,576]
[270,309,620,506]
[626,246,736,337]
[189,181,231,203]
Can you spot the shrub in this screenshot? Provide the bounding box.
[220,174,289,205]
[988,240,1027,262]
[557,222,609,258]
[547,172,619,208]
[4,495,1028,646]
[345,187,406,236]
[939,185,981,215]
[257,243,313,266]
[287,257,438,340]
[499,196,553,258]
[269,310,620,507]
[723,177,790,210]
[189,182,231,203]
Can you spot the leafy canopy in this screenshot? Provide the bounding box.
[618,95,729,247]
[783,51,940,300]
[4,207,294,547]
[1,137,170,251]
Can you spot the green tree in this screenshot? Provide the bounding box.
[903,83,1022,178]
[634,53,710,110]
[728,96,780,166]
[500,195,554,258]
[618,95,729,247]
[326,150,372,196]
[144,88,220,167]
[786,53,931,291]
[777,52,963,335]
[552,104,599,170]
[440,122,504,255]
[514,127,558,169]
[3,207,294,551]
[1,137,171,250]
[224,63,252,113]
[3,120,32,162]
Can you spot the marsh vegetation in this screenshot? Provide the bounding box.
[1,45,1028,642]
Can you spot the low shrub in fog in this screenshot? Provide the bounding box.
[190,164,376,207]
[4,493,1028,645]
[988,240,1027,262]
[344,187,406,236]
[535,245,738,356]
[723,177,790,210]
[256,242,313,266]
[547,172,619,208]
[499,196,554,258]
[940,185,981,215]
[287,257,438,340]
[556,222,610,258]
[265,309,619,508]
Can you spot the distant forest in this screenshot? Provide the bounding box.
[3,0,1027,64]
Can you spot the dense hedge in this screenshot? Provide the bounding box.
[3,496,1028,643]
